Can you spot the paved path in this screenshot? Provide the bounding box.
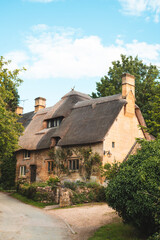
[0,192,71,240]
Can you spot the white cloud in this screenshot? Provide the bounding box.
[119,0,147,15]
[116,36,124,45]
[4,51,29,70]
[4,26,160,80]
[119,0,160,22]
[31,24,49,32]
[126,40,160,61]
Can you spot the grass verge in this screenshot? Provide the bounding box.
[88,222,146,240]
[10,192,56,208]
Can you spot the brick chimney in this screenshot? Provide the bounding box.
[34,97,46,112]
[15,106,23,115]
[122,73,135,98]
[122,73,135,117]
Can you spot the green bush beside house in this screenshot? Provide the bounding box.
[105,138,160,239]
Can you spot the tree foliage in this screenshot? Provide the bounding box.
[102,161,121,180]
[146,84,160,137]
[0,57,24,188]
[105,139,160,238]
[91,54,160,137]
[0,56,23,111]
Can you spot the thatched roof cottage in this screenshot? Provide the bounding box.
[16,73,150,183]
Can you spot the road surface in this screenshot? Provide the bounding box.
[0,192,71,240]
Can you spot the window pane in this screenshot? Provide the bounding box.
[24,166,26,175]
[73,160,76,170]
[51,120,54,127]
[69,160,72,170]
[48,120,51,128]
[51,161,54,171]
[20,166,26,176]
[76,159,79,170]
[48,162,50,172]
[24,150,30,158]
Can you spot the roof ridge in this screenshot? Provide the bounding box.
[73,93,123,109]
[61,90,91,100]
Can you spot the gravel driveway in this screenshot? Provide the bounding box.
[0,192,71,240]
[48,203,117,240]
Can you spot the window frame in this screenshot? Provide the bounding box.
[112,142,115,148]
[47,160,54,173]
[24,150,30,159]
[68,159,79,171]
[20,165,26,176]
[47,117,63,129]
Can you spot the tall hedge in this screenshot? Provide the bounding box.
[106,139,160,238]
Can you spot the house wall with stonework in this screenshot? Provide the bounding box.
[103,106,144,165]
[16,149,55,182]
[16,142,103,183]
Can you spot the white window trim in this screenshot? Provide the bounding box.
[24,150,30,159]
[20,166,26,176]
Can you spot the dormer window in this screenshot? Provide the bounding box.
[47,117,63,128]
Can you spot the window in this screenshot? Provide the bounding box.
[24,150,30,159]
[48,161,54,172]
[20,166,26,176]
[112,142,115,148]
[68,159,79,170]
[47,117,63,128]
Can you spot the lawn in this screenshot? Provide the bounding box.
[10,192,56,208]
[88,222,146,240]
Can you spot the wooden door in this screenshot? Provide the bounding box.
[30,165,36,182]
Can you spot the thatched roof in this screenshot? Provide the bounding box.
[17,90,147,151]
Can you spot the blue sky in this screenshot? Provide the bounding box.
[1,0,160,112]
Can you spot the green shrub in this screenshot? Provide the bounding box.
[34,192,48,202]
[103,161,121,180]
[70,181,106,204]
[72,192,88,204]
[86,182,100,188]
[75,181,86,187]
[106,139,160,237]
[63,181,77,191]
[17,183,55,203]
[148,232,160,240]
[0,155,17,189]
[31,182,47,188]
[47,176,60,188]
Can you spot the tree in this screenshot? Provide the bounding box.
[0,57,23,112]
[91,55,160,136]
[105,138,160,238]
[146,84,160,137]
[0,57,24,188]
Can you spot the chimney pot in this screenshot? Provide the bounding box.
[34,97,46,112]
[122,73,135,98]
[15,106,23,115]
